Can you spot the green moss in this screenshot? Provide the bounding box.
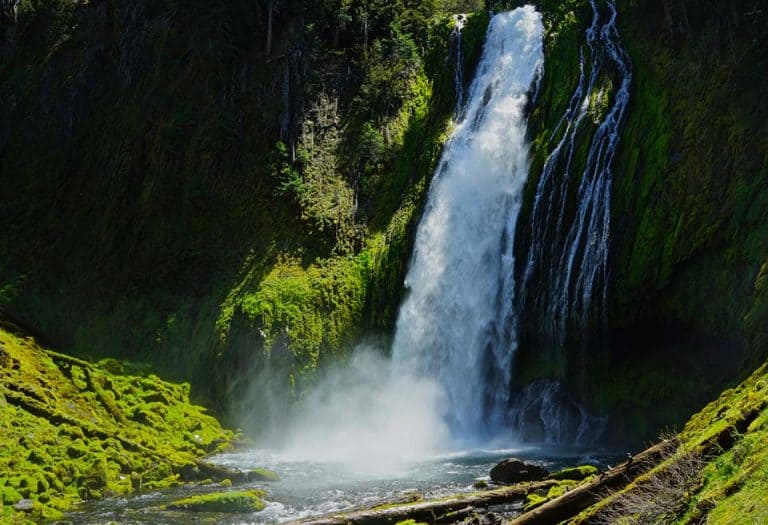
[248,468,280,482]
[1,486,22,506]
[609,0,768,362]
[0,325,241,522]
[522,479,581,511]
[573,363,768,524]
[166,489,266,513]
[547,465,598,481]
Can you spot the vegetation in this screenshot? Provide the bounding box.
[507,0,768,445]
[0,322,237,523]
[572,363,768,524]
[1,0,767,521]
[547,465,598,482]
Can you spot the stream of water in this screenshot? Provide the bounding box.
[69,447,615,524]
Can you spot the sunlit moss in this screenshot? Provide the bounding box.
[0,326,236,522]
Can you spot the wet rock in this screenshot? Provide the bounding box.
[489,458,548,484]
[13,498,35,512]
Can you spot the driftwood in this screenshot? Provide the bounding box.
[288,480,560,525]
[507,440,671,525]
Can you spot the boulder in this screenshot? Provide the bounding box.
[490,458,548,484]
[13,499,35,512]
[166,489,266,513]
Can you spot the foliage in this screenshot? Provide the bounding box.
[574,364,768,524]
[269,141,308,201]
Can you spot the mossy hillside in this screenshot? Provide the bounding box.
[0,324,234,523]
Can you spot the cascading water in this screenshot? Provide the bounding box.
[449,14,467,118]
[391,6,544,442]
[519,0,632,345]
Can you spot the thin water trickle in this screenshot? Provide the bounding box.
[519,0,632,344]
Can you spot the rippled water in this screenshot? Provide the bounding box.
[68,446,615,524]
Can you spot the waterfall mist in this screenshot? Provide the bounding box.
[276,346,451,474]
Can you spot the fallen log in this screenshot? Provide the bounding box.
[567,405,766,525]
[507,439,672,525]
[288,480,560,525]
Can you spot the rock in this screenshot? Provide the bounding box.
[166,489,266,513]
[13,498,35,512]
[547,465,598,481]
[490,458,548,484]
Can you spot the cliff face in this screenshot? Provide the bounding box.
[0,0,488,426]
[512,0,768,442]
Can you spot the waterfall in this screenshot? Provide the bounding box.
[519,0,632,345]
[391,7,544,442]
[450,14,467,118]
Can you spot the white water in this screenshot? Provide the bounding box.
[392,7,544,442]
[450,14,467,117]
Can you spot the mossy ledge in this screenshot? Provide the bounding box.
[0,322,247,523]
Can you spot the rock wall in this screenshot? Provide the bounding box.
[512,0,768,444]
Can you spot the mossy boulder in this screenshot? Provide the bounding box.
[489,458,548,484]
[166,489,267,513]
[547,465,598,481]
[1,485,22,505]
[247,468,280,482]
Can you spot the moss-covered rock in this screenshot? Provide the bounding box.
[547,465,598,482]
[166,489,266,513]
[248,468,280,482]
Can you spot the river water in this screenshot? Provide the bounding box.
[68,446,615,524]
